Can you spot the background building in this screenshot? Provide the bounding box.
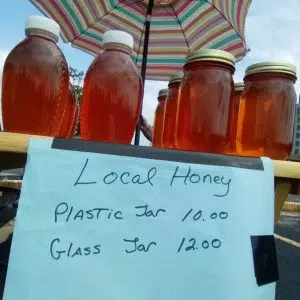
[292,103,300,157]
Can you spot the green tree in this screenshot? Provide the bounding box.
[69,67,84,135]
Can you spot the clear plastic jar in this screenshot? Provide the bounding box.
[175,49,235,153]
[162,72,184,149]
[2,16,69,136]
[81,30,142,144]
[236,62,297,160]
[152,89,168,148]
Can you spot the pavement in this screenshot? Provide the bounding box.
[283,195,300,213]
[275,212,300,300]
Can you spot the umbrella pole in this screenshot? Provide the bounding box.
[134,0,155,146]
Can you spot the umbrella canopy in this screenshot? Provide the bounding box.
[30,0,251,81]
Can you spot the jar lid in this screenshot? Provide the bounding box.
[103,30,133,49]
[234,82,245,91]
[169,71,184,85]
[245,62,297,78]
[25,16,60,38]
[158,88,169,99]
[185,49,236,67]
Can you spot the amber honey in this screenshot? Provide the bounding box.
[175,49,235,153]
[152,89,168,148]
[81,31,142,144]
[58,86,78,137]
[236,63,297,160]
[226,82,244,154]
[2,17,69,136]
[162,72,184,149]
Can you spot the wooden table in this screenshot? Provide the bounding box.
[0,132,299,222]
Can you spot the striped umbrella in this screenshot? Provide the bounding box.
[29,0,251,144]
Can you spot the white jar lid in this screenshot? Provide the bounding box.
[25,16,60,38]
[103,30,133,49]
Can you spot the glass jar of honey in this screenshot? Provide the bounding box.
[162,72,184,149]
[175,49,235,153]
[152,89,168,148]
[236,62,297,160]
[227,82,244,154]
[234,82,244,98]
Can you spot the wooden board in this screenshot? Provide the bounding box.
[0,132,299,222]
[0,132,299,179]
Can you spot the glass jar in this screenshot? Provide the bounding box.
[81,30,142,144]
[162,72,184,149]
[175,49,235,153]
[236,62,297,160]
[152,89,168,148]
[2,16,69,136]
[227,82,244,154]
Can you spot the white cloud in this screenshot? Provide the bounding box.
[234,0,300,95]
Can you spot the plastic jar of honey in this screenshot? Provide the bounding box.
[1,16,69,136]
[175,49,235,153]
[152,89,168,148]
[81,30,142,143]
[236,62,297,160]
[162,72,184,149]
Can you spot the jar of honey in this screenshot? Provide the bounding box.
[152,89,168,148]
[236,62,297,160]
[162,72,184,149]
[234,83,244,100]
[175,49,235,153]
[227,82,244,154]
[2,16,69,136]
[81,30,142,144]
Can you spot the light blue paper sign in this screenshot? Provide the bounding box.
[4,138,275,300]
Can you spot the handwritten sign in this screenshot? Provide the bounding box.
[4,139,276,300]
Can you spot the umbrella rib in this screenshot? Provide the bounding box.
[69,6,117,43]
[69,0,143,43]
[167,1,191,53]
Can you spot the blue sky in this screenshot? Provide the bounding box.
[0,0,93,72]
[1,0,300,145]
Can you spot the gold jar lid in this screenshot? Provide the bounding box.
[185,49,236,68]
[234,82,245,91]
[169,71,184,85]
[245,62,297,79]
[158,88,169,99]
